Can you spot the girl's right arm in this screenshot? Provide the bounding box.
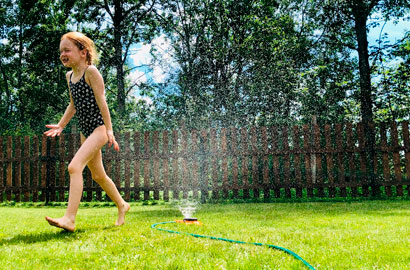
[44,72,76,137]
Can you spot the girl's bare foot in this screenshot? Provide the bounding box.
[45,216,75,232]
[115,202,130,226]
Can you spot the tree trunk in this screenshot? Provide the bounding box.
[353,9,373,124]
[352,4,377,196]
[114,0,126,117]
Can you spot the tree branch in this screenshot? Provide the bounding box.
[102,0,114,21]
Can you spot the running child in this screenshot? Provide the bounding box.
[44,32,130,232]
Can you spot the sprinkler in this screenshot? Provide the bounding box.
[176,200,202,225]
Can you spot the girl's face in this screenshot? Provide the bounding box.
[59,38,87,68]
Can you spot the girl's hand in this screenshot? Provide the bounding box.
[44,124,63,137]
[107,130,120,151]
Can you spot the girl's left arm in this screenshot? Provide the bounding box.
[86,66,119,151]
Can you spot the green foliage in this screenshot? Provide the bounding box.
[0,0,409,136]
[0,0,74,135]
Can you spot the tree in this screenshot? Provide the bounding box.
[156,0,312,129]
[73,0,158,118]
[0,0,75,135]
[373,32,410,122]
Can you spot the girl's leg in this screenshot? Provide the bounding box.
[86,149,130,225]
[46,126,108,231]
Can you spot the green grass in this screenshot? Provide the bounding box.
[0,200,409,270]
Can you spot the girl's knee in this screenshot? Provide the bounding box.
[92,173,108,184]
[68,162,82,175]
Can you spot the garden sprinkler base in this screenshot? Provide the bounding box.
[176,218,202,225]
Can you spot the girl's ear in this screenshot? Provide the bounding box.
[80,49,87,57]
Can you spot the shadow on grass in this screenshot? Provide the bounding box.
[0,229,83,246]
[0,222,139,247]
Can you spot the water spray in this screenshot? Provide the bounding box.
[174,199,202,225]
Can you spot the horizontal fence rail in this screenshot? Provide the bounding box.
[0,121,409,202]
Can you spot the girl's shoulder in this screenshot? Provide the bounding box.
[85,65,99,74]
[65,71,73,84]
[65,71,73,79]
[84,65,103,86]
[84,65,102,78]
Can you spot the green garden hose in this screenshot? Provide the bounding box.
[151,221,316,270]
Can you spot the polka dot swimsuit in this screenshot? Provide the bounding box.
[69,68,104,137]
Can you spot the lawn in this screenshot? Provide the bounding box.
[0,200,409,270]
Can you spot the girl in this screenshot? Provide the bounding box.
[44,32,130,232]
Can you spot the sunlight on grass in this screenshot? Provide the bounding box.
[0,201,409,269]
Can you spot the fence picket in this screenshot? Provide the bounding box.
[292,126,302,198]
[162,131,170,201]
[313,124,323,197]
[200,130,209,201]
[32,136,39,202]
[262,127,270,199]
[0,137,3,202]
[230,128,239,198]
[346,123,357,197]
[325,125,335,197]
[6,137,12,201]
[221,128,229,199]
[380,124,392,196]
[335,124,346,197]
[124,132,131,201]
[23,136,30,202]
[191,130,199,200]
[40,136,47,201]
[172,130,179,199]
[370,123,380,197]
[303,125,313,197]
[282,126,291,198]
[133,132,141,201]
[251,127,260,198]
[271,126,281,198]
[357,123,369,197]
[181,129,189,199]
[391,122,403,196]
[14,137,21,202]
[210,129,219,199]
[58,134,66,201]
[152,131,160,200]
[402,121,410,196]
[240,128,250,199]
[143,131,150,200]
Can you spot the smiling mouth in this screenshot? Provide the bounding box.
[61,58,69,64]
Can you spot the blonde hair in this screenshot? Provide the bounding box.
[61,32,99,65]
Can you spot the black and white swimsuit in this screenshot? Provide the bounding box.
[69,67,104,137]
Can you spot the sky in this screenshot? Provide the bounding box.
[367,15,410,47]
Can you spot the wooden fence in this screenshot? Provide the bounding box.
[1,121,409,202]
